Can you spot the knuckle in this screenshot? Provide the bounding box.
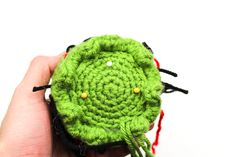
[30,55,48,65]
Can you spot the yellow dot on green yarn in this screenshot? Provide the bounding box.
[81,92,88,99]
[133,87,141,94]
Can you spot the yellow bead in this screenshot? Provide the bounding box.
[81,92,88,99]
[133,87,141,94]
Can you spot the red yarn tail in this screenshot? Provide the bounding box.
[152,110,164,154]
[154,58,160,69]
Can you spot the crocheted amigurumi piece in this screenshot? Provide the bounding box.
[51,35,163,157]
[32,35,188,157]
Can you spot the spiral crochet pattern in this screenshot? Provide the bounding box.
[51,35,163,157]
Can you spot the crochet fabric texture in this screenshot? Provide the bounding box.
[51,35,163,156]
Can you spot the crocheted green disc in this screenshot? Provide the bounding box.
[51,35,163,147]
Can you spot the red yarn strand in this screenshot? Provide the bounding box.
[152,110,164,154]
[64,53,68,59]
[154,58,160,69]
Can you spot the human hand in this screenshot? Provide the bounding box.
[0,53,130,157]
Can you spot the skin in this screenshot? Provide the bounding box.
[0,52,129,157]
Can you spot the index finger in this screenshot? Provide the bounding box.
[18,52,65,101]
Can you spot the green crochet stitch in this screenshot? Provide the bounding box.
[51,35,163,157]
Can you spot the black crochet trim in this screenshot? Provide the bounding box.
[65,37,91,54]
[49,95,127,157]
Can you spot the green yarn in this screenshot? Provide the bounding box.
[51,35,163,156]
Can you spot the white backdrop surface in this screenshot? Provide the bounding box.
[0,0,236,156]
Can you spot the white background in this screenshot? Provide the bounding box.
[0,0,236,156]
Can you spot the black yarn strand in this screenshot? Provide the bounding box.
[32,85,51,92]
[142,42,153,54]
[83,37,92,42]
[162,82,188,94]
[159,68,178,77]
[66,45,75,53]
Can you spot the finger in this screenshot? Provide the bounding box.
[0,53,65,156]
[18,52,65,101]
[22,52,65,86]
